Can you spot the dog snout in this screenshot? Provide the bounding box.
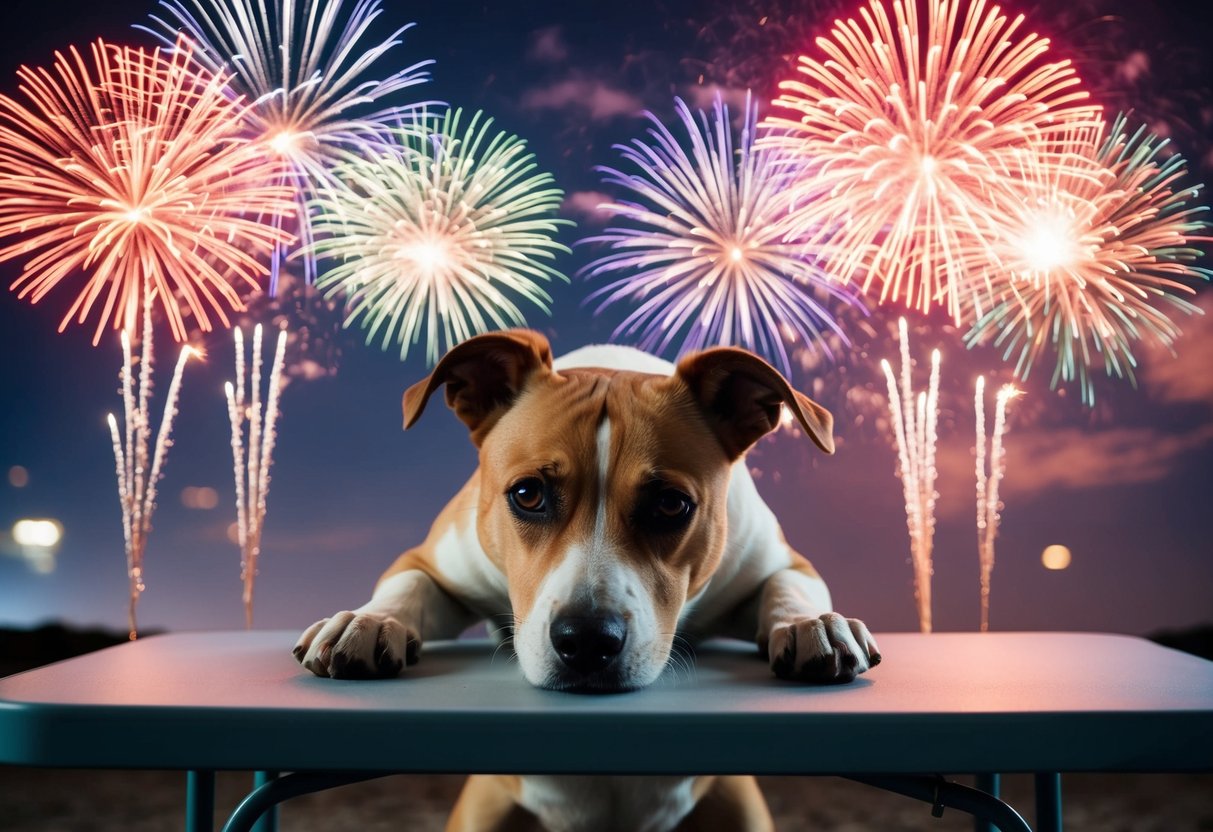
[549,614,627,675]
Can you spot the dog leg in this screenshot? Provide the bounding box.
[674,776,773,832]
[753,557,882,684]
[446,776,542,832]
[294,559,480,679]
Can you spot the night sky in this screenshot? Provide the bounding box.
[1,0,1210,638]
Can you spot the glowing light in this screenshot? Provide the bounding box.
[268,131,301,156]
[225,324,288,628]
[763,0,1100,320]
[583,93,862,375]
[964,115,1211,406]
[12,518,62,548]
[975,377,1021,632]
[108,326,198,640]
[1042,544,1072,570]
[180,486,219,510]
[880,319,940,633]
[7,466,28,488]
[311,110,570,365]
[143,0,434,293]
[0,37,295,344]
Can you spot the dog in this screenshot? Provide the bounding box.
[294,329,880,832]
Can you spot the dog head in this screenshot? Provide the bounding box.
[403,330,833,691]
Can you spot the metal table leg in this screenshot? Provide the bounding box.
[848,774,1033,832]
[252,771,279,832]
[222,770,394,832]
[186,770,215,832]
[974,773,1001,832]
[1035,772,1063,832]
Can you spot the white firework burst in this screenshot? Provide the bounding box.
[310,109,571,364]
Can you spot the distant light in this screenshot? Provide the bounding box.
[181,486,219,510]
[13,518,62,548]
[124,207,147,224]
[399,240,451,273]
[1042,544,1072,570]
[729,246,745,263]
[7,465,28,488]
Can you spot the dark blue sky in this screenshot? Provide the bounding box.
[1,0,1211,637]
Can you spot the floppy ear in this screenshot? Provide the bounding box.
[402,329,554,445]
[675,347,834,460]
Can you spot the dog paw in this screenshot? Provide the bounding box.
[292,611,420,679]
[766,613,881,684]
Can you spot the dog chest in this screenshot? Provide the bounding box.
[518,774,698,832]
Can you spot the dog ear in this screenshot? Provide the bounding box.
[675,347,834,460]
[402,329,554,444]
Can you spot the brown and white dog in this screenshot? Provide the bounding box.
[293,329,880,832]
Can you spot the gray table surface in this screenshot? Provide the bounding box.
[0,631,1209,774]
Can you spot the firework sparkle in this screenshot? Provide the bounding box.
[964,114,1211,406]
[583,93,862,375]
[225,324,287,628]
[881,318,940,633]
[0,37,294,344]
[764,0,1101,321]
[143,0,435,293]
[311,110,570,365]
[975,376,1020,632]
[106,301,197,639]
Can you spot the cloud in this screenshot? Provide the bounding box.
[562,190,615,225]
[682,84,751,115]
[934,420,1213,509]
[1140,296,1213,407]
[519,77,643,121]
[528,26,568,63]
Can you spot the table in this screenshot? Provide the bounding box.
[1,631,1209,832]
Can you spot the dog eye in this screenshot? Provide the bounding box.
[642,487,695,533]
[508,478,547,515]
[655,489,693,519]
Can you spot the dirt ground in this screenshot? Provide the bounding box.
[1,768,1211,831]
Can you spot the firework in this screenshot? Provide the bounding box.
[107,303,198,639]
[880,318,940,633]
[225,324,287,628]
[0,37,295,344]
[582,93,861,375]
[764,0,1100,321]
[143,0,435,292]
[964,115,1211,406]
[975,376,1019,633]
[311,110,570,365]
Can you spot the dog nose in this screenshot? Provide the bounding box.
[549,614,627,675]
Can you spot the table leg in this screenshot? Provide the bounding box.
[1035,772,1063,832]
[222,771,393,832]
[974,773,1001,832]
[252,771,279,832]
[186,770,215,832]
[847,775,1032,832]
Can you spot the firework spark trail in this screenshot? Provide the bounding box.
[143,0,435,292]
[581,93,863,375]
[963,114,1211,405]
[106,298,197,640]
[0,37,295,343]
[763,0,1101,322]
[975,378,1020,632]
[311,110,570,365]
[881,318,940,633]
[226,324,288,627]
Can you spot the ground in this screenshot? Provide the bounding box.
[1,768,1211,831]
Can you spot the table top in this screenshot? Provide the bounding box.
[0,631,1210,774]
